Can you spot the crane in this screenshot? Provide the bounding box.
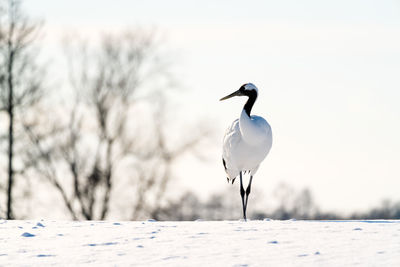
[220,83,272,220]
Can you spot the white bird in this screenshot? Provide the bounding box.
[220,83,272,220]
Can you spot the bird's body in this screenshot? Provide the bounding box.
[223,110,272,180]
[220,83,272,220]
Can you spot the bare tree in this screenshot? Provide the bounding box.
[0,0,43,219]
[26,30,208,220]
[25,32,153,220]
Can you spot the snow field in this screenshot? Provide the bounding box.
[0,220,399,266]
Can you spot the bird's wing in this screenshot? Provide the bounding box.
[222,119,241,179]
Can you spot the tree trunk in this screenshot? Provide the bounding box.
[6,49,14,220]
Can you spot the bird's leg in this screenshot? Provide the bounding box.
[244,175,253,218]
[239,171,246,221]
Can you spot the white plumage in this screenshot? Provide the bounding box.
[223,110,272,179]
[220,83,272,220]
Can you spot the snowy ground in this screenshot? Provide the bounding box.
[1,220,399,266]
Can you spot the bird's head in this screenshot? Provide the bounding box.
[220,83,258,101]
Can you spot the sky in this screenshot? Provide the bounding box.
[24,0,400,214]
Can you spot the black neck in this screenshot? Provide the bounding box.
[243,90,257,117]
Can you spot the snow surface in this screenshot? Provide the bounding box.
[1,220,400,266]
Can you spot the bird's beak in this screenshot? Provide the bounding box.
[219,89,242,101]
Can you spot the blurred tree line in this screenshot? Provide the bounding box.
[0,0,399,221]
[153,183,400,221]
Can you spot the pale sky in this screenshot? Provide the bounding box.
[25,0,400,214]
